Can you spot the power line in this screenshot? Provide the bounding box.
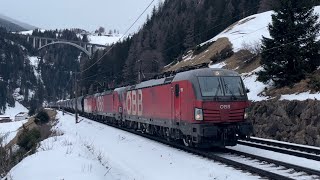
[79,7,254,82]
[81,0,156,74]
[81,3,259,74]
[78,5,319,84]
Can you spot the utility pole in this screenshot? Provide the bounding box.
[74,72,79,124]
[137,60,142,83]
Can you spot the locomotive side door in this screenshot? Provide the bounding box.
[173,83,181,123]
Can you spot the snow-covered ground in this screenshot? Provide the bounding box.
[0,102,28,145]
[88,34,122,45]
[28,56,41,84]
[5,111,259,180]
[2,101,28,120]
[280,91,320,101]
[241,67,270,101]
[203,11,272,51]
[0,120,27,146]
[205,6,320,52]
[17,29,45,35]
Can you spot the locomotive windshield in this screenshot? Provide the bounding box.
[198,76,245,97]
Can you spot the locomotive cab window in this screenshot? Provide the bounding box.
[198,77,223,97]
[222,77,245,96]
[198,76,245,97]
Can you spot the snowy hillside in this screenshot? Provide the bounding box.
[206,6,320,102]
[0,14,36,30]
[206,6,320,52]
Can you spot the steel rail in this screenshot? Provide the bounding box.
[225,148,320,177]
[244,138,320,155]
[238,140,320,161]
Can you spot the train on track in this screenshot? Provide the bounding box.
[49,68,253,148]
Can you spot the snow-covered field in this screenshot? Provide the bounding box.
[0,102,28,145]
[5,111,259,180]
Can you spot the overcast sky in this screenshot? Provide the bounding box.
[0,0,162,33]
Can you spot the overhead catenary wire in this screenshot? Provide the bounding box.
[80,0,156,74]
[80,4,260,75]
[79,4,261,81]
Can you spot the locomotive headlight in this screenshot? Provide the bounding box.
[195,108,203,121]
[244,108,249,120]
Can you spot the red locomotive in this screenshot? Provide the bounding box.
[51,68,252,148]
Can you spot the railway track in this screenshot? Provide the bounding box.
[222,149,320,179]
[238,138,320,161]
[62,111,320,180]
[245,137,320,155]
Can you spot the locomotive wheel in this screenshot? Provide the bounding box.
[183,137,192,147]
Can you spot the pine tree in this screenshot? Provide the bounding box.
[82,34,89,42]
[258,0,320,87]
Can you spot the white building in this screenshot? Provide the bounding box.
[15,112,28,121]
[0,115,11,123]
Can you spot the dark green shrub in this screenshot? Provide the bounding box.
[17,128,41,151]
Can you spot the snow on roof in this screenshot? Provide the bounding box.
[0,115,10,118]
[15,112,27,117]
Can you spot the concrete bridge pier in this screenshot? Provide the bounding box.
[92,45,99,54]
[39,38,42,47]
[33,37,36,48]
[87,45,92,56]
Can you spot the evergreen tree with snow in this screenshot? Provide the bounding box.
[258,0,320,87]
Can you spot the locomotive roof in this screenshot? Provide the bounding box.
[173,68,240,82]
[131,68,240,90]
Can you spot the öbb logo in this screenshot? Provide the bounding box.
[126,90,143,115]
[220,105,231,109]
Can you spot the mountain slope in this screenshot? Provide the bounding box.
[161,5,320,102]
[0,18,26,32]
[0,14,36,31]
